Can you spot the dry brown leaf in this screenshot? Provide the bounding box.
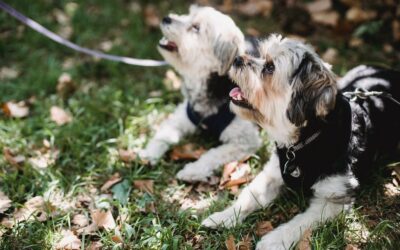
[100,173,122,191]
[393,20,400,41]
[297,228,312,250]
[56,229,81,250]
[111,232,123,243]
[311,11,339,27]
[256,221,274,236]
[322,48,338,64]
[345,244,360,250]
[87,241,103,250]
[163,69,182,90]
[246,27,261,37]
[225,235,236,250]
[346,7,377,23]
[29,148,59,169]
[237,0,273,17]
[3,148,25,167]
[2,101,29,118]
[57,73,76,98]
[0,191,11,213]
[0,67,19,80]
[4,196,49,226]
[50,106,72,125]
[133,180,154,194]
[72,214,89,227]
[224,177,251,188]
[118,149,137,163]
[349,37,364,48]
[144,5,160,28]
[76,222,98,235]
[170,143,206,161]
[238,234,252,250]
[91,209,116,231]
[306,0,332,13]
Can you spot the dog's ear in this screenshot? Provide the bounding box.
[286,53,337,126]
[213,35,240,75]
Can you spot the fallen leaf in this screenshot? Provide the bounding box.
[29,148,59,169]
[76,223,98,235]
[256,221,274,236]
[246,27,261,37]
[4,196,49,226]
[346,7,377,23]
[3,148,25,167]
[306,0,332,13]
[87,241,103,250]
[349,37,364,48]
[56,229,81,250]
[170,143,206,161]
[118,149,137,163]
[238,234,252,250]
[0,191,11,213]
[72,214,89,227]
[237,0,273,17]
[133,180,154,194]
[57,73,76,98]
[311,11,339,27]
[297,228,312,250]
[0,67,19,80]
[100,173,122,191]
[224,177,251,188]
[163,69,182,90]
[91,209,116,231]
[220,162,251,192]
[393,20,400,41]
[225,235,236,250]
[144,5,160,28]
[50,106,72,125]
[2,101,29,118]
[322,48,338,64]
[345,244,360,250]
[111,229,124,243]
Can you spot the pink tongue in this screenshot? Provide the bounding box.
[229,87,243,99]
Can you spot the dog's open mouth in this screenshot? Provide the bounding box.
[229,87,254,110]
[159,37,178,52]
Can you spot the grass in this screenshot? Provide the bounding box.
[1,0,399,249]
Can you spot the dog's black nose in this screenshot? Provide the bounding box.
[162,16,172,25]
[233,56,244,67]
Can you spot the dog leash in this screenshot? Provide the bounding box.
[343,88,400,106]
[0,0,168,67]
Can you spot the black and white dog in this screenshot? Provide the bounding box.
[140,6,261,182]
[202,34,400,249]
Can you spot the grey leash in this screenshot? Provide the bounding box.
[0,0,168,67]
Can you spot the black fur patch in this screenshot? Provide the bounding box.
[206,72,236,102]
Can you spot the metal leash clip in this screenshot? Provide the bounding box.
[283,146,301,178]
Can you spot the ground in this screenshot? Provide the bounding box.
[0,0,399,249]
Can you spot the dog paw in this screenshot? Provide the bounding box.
[201,208,242,229]
[176,163,211,182]
[138,149,159,165]
[256,230,293,250]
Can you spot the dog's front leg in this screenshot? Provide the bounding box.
[201,153,283,228]
[256,175,355,250]
[176,118,261,182]
[140,102,196,164]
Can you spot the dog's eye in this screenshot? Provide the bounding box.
[262,62,275,75]
[191,23,200,32]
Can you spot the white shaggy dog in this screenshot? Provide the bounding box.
[140,5,261,182]
[202,34,400,249]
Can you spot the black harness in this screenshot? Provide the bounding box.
[186,101,235,138]
[185,72,237,138]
